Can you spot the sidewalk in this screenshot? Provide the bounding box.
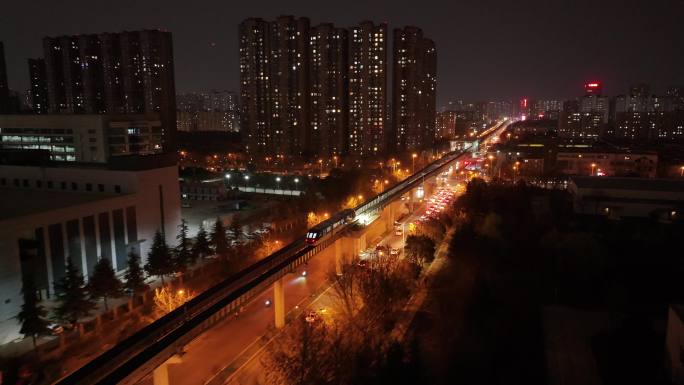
[390,228,453,341]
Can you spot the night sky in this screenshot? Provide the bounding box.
[1,0,683,105]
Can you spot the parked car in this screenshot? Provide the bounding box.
[48,323,64,335]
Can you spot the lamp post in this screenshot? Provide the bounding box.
[225,173,231,188]
[412,153,418,174]
[680,166,684,177]
[488,155,494,177]
[243,175,250,191]
[318,159,323,177]
[275,176,281,193]
[591,163,597,176]
[333,155,338,169]
[293,177,299,196]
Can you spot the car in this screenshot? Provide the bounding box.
[305,310,319,323]
[390,248,399,256]
[395,228,402,236]
[48,323,64,335]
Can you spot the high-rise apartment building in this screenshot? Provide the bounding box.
[28,58,48,114]
[309,24,348,158]
[269,16,310,158]
[558,82,609,138]
[0,42,9,114]
[348,21,387,157]
[177,90,239,132]
[392,26,436,153]
[41,30,177,151]
[239,18,271,157]
[435,110,457,140]
[239,17,310,159]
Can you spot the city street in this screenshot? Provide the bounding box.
[137,173,457,385]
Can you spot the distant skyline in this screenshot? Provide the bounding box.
[1,0,683,106]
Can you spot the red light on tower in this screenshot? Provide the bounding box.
[584,82,602,96]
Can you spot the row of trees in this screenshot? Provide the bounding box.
[143,215,243,283]
[18,215,249,348]
[17,251,147,349]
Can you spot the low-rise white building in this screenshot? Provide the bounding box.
[0,153,180,343]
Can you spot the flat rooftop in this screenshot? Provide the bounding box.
[570,177,684,193]
[0,188,126,221]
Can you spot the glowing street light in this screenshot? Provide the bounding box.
[412,153,418,173]
[591,163,597,176]
[680,166,684,177]
[275,176,281,191]
[291,177,300,196]
[243,174,250,190]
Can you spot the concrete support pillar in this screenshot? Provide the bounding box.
[273,277,285,329]
[334,239,343,276]
[152,354,183,385]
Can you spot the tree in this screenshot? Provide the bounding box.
[88,258,123,310]
[192,223,212,260]
[54,257,97,325]
[144,230,173,284]
[16,273,49,349]
[263,317,336,385]
[404,235,436,266]
[229,214,242,243]
[124,250,148,294]
[174,219,192,270]
[210,217,230,256]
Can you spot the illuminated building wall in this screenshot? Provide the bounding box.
[392,26,436,153]
[349,21,387,157]
[309,23,348,158]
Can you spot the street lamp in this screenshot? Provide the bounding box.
[275,176,281,192]
[333,155,338,169]
[680,166,684,177]
[243,175,250,191]
[412,153,418,174]
[488,155,494,176]
[591,163,597,176]
[318,159,323,177]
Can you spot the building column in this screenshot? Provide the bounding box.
[61,221,69,264]
[152,354,183,385]
[273,278,285,329]
[42,226,54,297]
[108,211,117,270]
[334,239,343,276]
[94,214,102,257]
[79,218,88,279]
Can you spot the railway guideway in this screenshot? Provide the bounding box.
[59,120,506,385]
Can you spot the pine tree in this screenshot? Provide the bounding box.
[174,219,192,270]
[145,230,174,285]
[229,214,242,242]
[54,258,97,325]
[88,258,124,310]
[124,250,148,294]
[17,273,49,349]
[210,218,229,256]
[192,223,212,260]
